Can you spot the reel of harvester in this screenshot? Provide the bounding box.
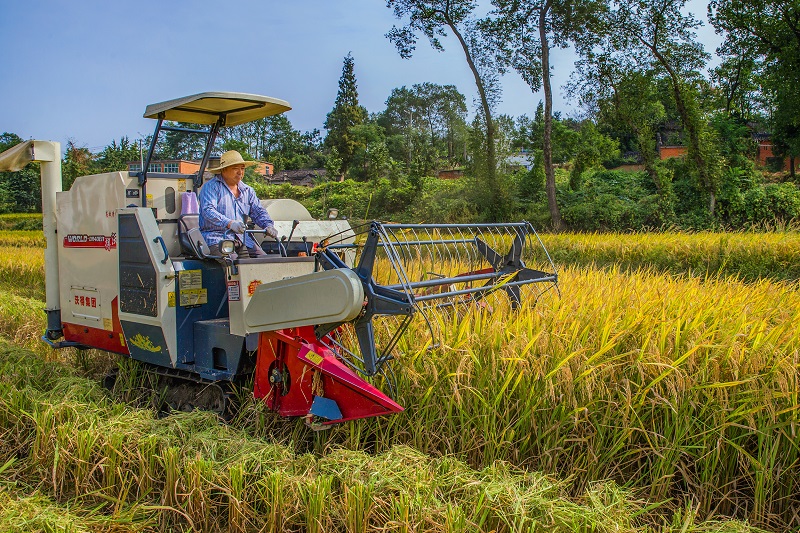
[252,221,558,429]
[314,222,559,388]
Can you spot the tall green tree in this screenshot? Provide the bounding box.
[158,122,206,160]
[710,0,800,177]
[62,140,95,191]
[379,83,468,173]
[96,137,141,173]
[610,0,722,213]
[386,0,508,220]
[349,122,393,182]
[324,53,368,179]
[486,0,608,229]
[568,121,620,190]
[571,54,672,215]
[710,46,762,119]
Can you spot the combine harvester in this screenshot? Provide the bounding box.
[0,92,558,428]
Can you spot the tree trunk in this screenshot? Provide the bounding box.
[540,2,562,230]
[445,15,499,220]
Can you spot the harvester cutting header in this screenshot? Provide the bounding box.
[0,92,558,427]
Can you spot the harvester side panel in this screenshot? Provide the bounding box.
[117,208,178,367]
[56,172,132,353]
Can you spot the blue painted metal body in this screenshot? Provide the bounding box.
[173,259,229,364]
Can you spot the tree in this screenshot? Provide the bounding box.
[0,132,42,212]
[710,0,800,178]
[96,137,141,173]
[379,83,468,173]
[349,122,393,182]
[710,47,762,119]
[157,122,206,160]
[61,140,95,191]
[485,0,608,229]
[262,115,319,171]
[571,53,672,215]
[568,121,620,190]
[324,53,368,179]
[386,0,508,220]
[609,0,722,214]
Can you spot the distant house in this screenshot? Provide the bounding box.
[755,137,793,172]
[128,158,274,177]
[128,159,200,174]
[437,169,464,180]
[268,169,325,187]
[658,146,688,160]
[658,130,795,172]
[505,151,535,171]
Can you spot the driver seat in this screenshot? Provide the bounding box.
[178,214,212,259]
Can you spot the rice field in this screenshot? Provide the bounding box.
[0,229,797,532]
[540,231,800,282]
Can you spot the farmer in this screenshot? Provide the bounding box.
[199,150,278,259]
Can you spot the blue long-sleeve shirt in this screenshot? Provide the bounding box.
[199,175,273,249]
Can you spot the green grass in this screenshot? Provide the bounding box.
[1,339,753,533]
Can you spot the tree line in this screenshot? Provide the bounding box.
[1,0,798,230]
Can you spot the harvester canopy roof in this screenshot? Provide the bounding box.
[143,92,291,127]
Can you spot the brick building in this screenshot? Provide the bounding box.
[128,159,274,177]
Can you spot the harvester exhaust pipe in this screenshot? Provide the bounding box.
[0,140,63,339]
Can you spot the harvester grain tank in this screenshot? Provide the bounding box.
[0,92,559,427]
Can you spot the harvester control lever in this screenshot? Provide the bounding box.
[287,219,300,243]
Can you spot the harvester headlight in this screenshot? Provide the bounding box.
[219,239,236,255]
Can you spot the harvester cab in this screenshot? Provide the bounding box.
[0,92,559,428]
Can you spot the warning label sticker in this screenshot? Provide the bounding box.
[305,351,323,366]
[180,288,207,307]
[227,281,240,301]
[179,269,202,291]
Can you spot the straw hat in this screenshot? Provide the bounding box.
[212,150,259,173]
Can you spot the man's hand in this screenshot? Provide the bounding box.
[265,225,279,239]
[229,221,246,234]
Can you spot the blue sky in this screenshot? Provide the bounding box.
[0,1,721,153]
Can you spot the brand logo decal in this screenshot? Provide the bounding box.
[128,333,162,353]
[63,233,117,251]
[248,280,262,297]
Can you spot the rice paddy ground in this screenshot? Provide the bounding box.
[0,226,797,532]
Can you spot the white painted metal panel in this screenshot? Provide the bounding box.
[56,172,129,334]
[117,208,178,365]
[227,258,316,337]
